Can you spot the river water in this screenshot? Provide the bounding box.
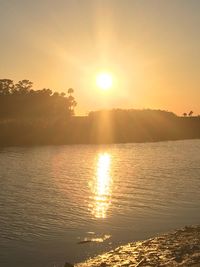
[0,140,200,267]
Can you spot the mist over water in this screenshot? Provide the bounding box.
[0,140,200,267]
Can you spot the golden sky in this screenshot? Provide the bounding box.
[0,0,200,115]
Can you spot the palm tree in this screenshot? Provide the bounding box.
[188,111,193,117]
[183,113,187,117]
[67,88,76,115]
[68,88,74,96]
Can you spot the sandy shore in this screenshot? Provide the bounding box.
[75,225,200,267]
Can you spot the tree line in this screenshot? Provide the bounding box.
[1,79,200,146]
[0,79,76,120]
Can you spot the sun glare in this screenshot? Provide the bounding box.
[96,73,113,90]
[89,153,112,218]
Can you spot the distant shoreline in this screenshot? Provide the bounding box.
[1,110,200,147]
[0,137,200,148]
[75,225,200,267]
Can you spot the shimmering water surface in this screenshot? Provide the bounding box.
[0,140,200,267]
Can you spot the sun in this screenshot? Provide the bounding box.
[96,72,113,90]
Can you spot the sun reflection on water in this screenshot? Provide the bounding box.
[90,153,112,218]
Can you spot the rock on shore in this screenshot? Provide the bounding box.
[76,225,200,267]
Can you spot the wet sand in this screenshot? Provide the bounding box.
[76,225,200,267]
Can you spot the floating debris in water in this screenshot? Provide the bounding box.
[91,235,111,243]
[77,240,92,245]
[87,232,95,235]
[77,234,111,245]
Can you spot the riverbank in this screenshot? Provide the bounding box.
[75,226,200,267]
[1,110,200,146]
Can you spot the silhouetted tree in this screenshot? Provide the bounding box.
[67,88,76,115]
[188,111,193,117]
[68,88,74,96]
[183,113,187,117]
[15,80,33,94]
[60,92,66,97]
[0,79,14,95]
[41,88,53,96]
[0,79,77,119]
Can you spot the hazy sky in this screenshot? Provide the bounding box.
[0,0,200,115]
